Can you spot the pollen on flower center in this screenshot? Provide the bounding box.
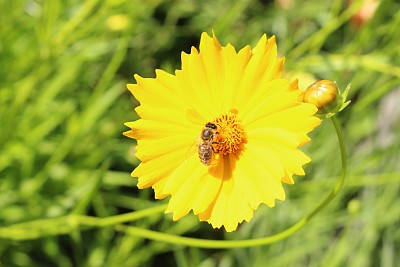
[213,111,246,155]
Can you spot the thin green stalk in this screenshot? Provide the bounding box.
[116,116,348,248]
[0,204,168,240]
[0,117,347,247]
[78,203,168,227]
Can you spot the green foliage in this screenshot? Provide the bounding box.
[1,0,400,266]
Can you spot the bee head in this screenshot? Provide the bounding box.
[205,122,217,129]
[201,128,213,140]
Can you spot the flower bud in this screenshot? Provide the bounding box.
[304,80,338,110]
[303,80,351,119]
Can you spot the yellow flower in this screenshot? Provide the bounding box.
[124,32,321,232]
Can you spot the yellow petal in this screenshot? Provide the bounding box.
[130,75,184,111]
[199,149,286,231]
[248,128,311,175]
[232,35,283,109]
[132,148,184,188]
[245,102,320,144]
[126,119,194,140]
[164,155,222,220]
[198,178,251,231]
[240,80,296,122]
[222,45,252,111]
[199,33,224,102]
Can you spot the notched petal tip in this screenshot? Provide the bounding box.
[257,33,268,45]
[223,222,240,232]
[200,31,212,42]
[122,129,135,138]
[124,121,136,129]
[133,74,143,82]
[237,45,252,57]
[199,30,222,55]
[212,34,222,48]
[190,46,199,54]
[268,34,276,43]
[126,83,138,95]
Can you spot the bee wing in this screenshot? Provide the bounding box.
[185,137,200,162]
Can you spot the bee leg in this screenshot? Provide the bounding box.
[212,140,226,145]
[211,146,219,154]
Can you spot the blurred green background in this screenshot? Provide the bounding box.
[1,0,400,266]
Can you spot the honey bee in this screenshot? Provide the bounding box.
[197,122,219,166]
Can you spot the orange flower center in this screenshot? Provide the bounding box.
[213,110,246,155]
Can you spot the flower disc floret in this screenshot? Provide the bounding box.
[213,111,246,155]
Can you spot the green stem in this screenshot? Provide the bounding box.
[0,204,168,240]
[0,117,347,247]
[116,116,348,248]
